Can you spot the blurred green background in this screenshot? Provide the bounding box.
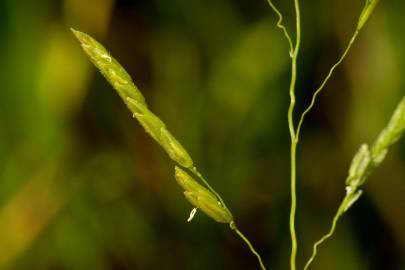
[0,0,404,269]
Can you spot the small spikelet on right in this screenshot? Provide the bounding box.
[357,0,379,30]
[371,96,405,164]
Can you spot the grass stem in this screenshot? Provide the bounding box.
[287,0,301,269]
[266,0,294,54]
[231,223,267,270]
[296,30,360,139]
[303,211,341,270]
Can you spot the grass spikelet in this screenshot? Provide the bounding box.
[174,166,213,196]
[339,189,363,213]
[175,167,233,224]
[346,144,371,188]
[304,95,405,270]
[357,0,379,30]
[371,96,405,164]
[159,128,193,169]
[72,29,193,168]
[71,28,146,105]
[126,97,193,168]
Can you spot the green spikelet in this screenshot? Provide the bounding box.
[71,28,146,106]
[371,96,405,164]
[342,95,405,213]
[175,167,233,223]
[72,29,193,168]
[344,96,405,190]
[346,144,371,188]
[175,166,213,196]
[126,97,165,141]
[126,98,193,168]
[357,0,379,30]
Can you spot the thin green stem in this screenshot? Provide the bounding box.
[289,25,358,270]
[303,210,342,270]
[293,0,302,54]
[266,0,294,54]
[289,139,298,270]
[231,223,267,270]
[188,167,267,270]
[190,168,268,269]
[295,30,359,139]
[288,0,301,269]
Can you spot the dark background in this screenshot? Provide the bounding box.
[0,0,404,269]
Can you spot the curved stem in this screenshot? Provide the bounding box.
[295,30,359,139]
[231,223,267,270]
[288,0,301,269]
[303,211,342,270]
[293,0,302,54]
[266,0,294,54]
[289,138,298,270]
[189,168,267,269]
